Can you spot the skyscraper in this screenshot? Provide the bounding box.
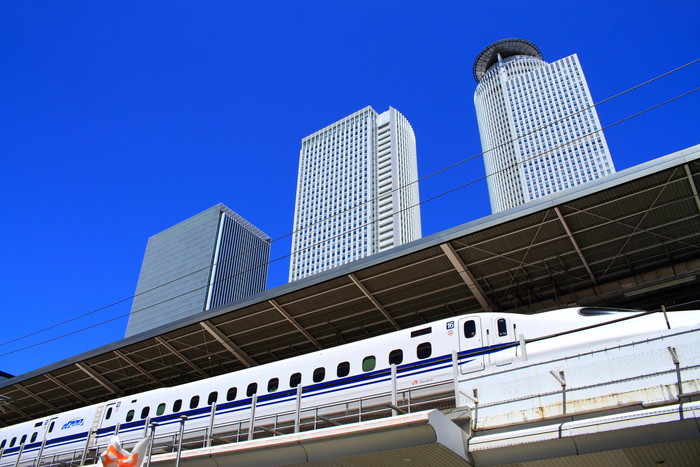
[473,38,615,213]
[125,204,271,337]
[289,106,421,282]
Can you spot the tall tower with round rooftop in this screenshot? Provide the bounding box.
[473,39,615,213]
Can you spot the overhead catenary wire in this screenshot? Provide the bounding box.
[0,104,695,359]
[0,60,698,358]
[3,62,698,350]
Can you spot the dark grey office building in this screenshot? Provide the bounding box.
[125,204,271,337]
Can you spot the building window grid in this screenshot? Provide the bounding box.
[290,108,420,280]
[475,51,614,211]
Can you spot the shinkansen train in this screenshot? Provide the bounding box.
[1,307,699,465]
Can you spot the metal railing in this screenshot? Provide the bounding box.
[6,358,463,467]
[8,328,696,467]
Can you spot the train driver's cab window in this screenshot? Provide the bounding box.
[247,383,258,397]
[313,367,325,383]
[337,362,350,378]
[389,349,403,365]
[464,320,476,338]
[417,342,432,359]
[126,410,135,422]
[157,403,166,416]
[362,356,376,372]
[268,378,279,392]
[173,399,182,412]
[290,372,302,388]
[208,391,218,405]
[497,318,508,337]
[227,387,237,401]
[189,396,200,409]
[140,407,150,419]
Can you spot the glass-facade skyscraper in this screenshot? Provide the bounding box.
[289,106,421,281]
[473,39,615,213]
[125,204,271,337]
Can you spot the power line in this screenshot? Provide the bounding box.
[0,60,698,357]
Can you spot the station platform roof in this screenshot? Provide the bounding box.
[1,144,699,427]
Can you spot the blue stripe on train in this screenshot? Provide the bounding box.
[6,342,522,458]
[94,342,519,440]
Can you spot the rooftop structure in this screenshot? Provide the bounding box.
[472,38,542,82]
[1,143,698,428]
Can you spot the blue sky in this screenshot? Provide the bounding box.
[1,1,698,376]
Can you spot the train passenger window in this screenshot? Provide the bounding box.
[226,387,237,401]
[173,399,182,412]
[389,349,403,365]
[190,396,200,409]
[313,367,325,383]
[31,432,38,443]
[106,407,113,420]
[362,356,376,372]
[49,421,55,433]
[497,318,508,337]
[157,403,166,416]
[267,378,279,392]
[20,435,26,445]
[417,342,432,359]
[140,407,150,419]
[464,320,476,338]
[411,327,432,338]
[337,362,350,378]
[247,383,258,397]
[10,437,16,447]
[0,439,5,449]
[126,410,135,422]
[208,392,218,405]
[290,373,302,388]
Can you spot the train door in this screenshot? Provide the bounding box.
[41,416,59,454]
[490,316,517,366]
[99,403,118,431]
[45,417,58,438]
[458,316,485,374]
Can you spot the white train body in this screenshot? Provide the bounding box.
[1,307,699,465]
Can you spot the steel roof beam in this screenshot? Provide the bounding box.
[75,362,123,396]
[200,321,257,368]
[113,350,162,386]
[44,373,91,405]
[154,337,207,377]
[684,164,700,213]
[555,207,598,285]
[0,398,32,422]
[348,274,400,330]
[14,384,59,412]
[440,243,493,312]
[269,300,322,349]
